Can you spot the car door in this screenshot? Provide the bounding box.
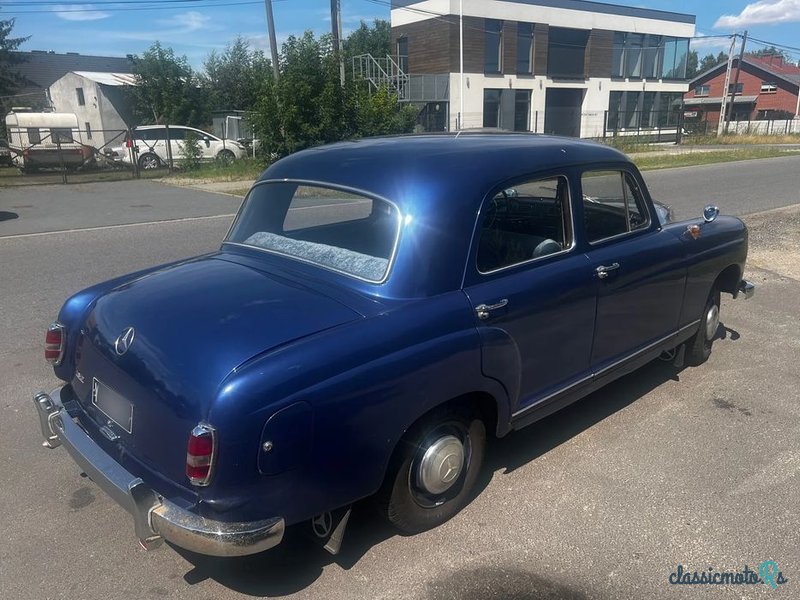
[463,173,597,417]
[167,126,187,162]
[580,168,686,371]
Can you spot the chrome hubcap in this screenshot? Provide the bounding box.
[705,304,720,340]
[417,435,465,495]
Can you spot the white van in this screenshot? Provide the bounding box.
[4,110,91,171]
[111,125,247,170]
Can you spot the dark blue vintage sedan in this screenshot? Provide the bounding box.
[35,134,754,557]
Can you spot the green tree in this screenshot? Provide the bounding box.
[128,42,208,127]
[0,13,30,123]
[251,28,416,160]
[750,46,791,61]
[203,37,271,111]
[697,52,728,75]
[343,19,391,59]
[686,50,699,78]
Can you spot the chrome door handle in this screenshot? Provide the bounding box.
[475,299,508,320]
[596,263,620,279]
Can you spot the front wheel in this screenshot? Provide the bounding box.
[216,149,235,165]
[378,408,486,534]
[686,288,721,366]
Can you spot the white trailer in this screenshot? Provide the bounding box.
[4,110,91,171]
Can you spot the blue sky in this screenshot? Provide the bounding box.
[6,0,800,69]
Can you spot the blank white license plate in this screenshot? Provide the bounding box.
[92,378,133,433]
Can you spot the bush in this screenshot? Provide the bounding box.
[180,131,204,171]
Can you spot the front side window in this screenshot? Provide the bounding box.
[582,170,650,244]
[477,175,572,273]
[485,19,503,74]
[227,183,400,282]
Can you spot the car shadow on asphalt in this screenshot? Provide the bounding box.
[174,329,737,597]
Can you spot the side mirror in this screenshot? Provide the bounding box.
[703,205,720,223]
[203,136,211,147]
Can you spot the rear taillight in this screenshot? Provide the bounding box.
[186,424,216,486]
[45,322,65,365]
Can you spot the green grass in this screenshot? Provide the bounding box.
[634,147,800,171]
[163,158,266,181]
[683,133,800,146]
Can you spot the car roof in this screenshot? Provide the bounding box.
[261,134,630,213]
[254,134,634,297]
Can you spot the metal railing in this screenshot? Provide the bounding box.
[352,54,410,100]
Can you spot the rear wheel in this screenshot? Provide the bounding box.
[138,153,160,170]
[378,407,485,534]
[686,288,721,366]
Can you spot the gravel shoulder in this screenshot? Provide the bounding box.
[742,204,800,281]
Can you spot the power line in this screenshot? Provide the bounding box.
[0,0,290,14]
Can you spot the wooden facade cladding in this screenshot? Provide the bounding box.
[392,19,617,79]
[392,18,457,74]
[533,24,549,76]
[586,29,613,78]
[502,21,518,76]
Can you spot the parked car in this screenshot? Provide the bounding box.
[34,134,754,558]
[0,139,12,166]
[108,125,246,170]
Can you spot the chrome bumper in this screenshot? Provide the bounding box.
[33,387,284,557]
[738,279,755,300]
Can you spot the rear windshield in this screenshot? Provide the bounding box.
[226,182,400,282]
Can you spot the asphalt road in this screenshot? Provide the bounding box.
[1,160,799,600]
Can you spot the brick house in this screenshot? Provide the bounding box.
[383,0,695,136]
[684,54,800,126]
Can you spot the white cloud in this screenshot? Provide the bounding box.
[691,31,734,53]
[52,4,110,22]
[715,0,800,28]
[156,11,213,33]
[111,11,216,42]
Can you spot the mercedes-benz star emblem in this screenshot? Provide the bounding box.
[311,512,333,538]
[114,327,135,356]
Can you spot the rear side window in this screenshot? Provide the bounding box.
[227,183,400,282]
[477,175,572,273]
[581,170,650,243]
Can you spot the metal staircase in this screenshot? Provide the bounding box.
[352,54,410,100]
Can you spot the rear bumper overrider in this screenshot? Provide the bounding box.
[33,386,284,557]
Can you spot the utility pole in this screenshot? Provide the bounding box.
[725,30,748,134]
[459,0,464,130]
[330,0,345,87]
[717,34,738,136]
[264,0,280,82]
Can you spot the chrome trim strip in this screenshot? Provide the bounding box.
[511,372,594,419]
[222,179,403,285]
[593,319,700,378]
[511,319,701,420]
